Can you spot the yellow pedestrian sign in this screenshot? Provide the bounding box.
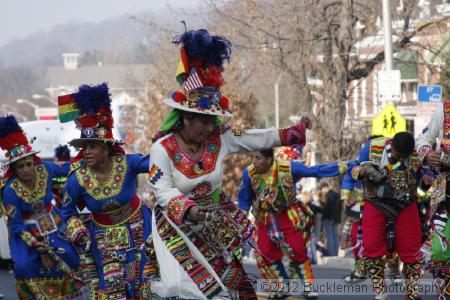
[372,102,406,137]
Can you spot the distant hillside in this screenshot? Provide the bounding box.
[0,8,197,69]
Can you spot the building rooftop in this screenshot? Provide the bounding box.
[47,64,153,88]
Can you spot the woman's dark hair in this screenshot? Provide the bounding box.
[259,149,274,159]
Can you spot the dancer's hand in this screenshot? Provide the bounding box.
[300,116,312,130]
[75,231,90,246]
[187,206,206,223]
[426,151,441,169]
[421,174,434,186]
[33,241,48,254]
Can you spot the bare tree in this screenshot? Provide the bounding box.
[203,0,450,166]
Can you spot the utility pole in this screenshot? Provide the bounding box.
[274,81,280,128]
[382,0,394,71]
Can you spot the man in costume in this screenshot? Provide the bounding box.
[340,168,366,284]
[238,148,352,299]
[57,83,153,299]
[341,153,402,286]
[352,132,433,300]
[148,28,311,299]
[0,115,84,299]
[416,102,450,299]
[52,145,71,208]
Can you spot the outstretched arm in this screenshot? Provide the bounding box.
[291,161,351,182]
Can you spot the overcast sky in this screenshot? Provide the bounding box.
[0,0,202,47]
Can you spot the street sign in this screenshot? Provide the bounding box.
[417,85,442,102]
[378,70,401,103]
[372,102,406,137]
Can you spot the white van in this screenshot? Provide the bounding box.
[0,120,80,260]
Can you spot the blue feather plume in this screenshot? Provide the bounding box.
[0,115,21,138]
[73,82,111,116]
[173,29,232,68]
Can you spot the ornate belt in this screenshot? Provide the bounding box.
[92,194,141,227]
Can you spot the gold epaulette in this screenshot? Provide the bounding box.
[68,160,83,177]
[248,164,256,176]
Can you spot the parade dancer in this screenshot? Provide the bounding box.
[340,169,366,284]
[352,132,433,300]
[52,145,71,208]
[148,28,310,299]
[0,115,84,299]
[57,83,153,299]
[416,101,450,299]
[238,148,352,299]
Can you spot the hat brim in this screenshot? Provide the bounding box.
[2,151,41,166]
[164,98,233,117]
[69,138,125,148]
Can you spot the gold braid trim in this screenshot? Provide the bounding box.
[20,231,38,247]
[65,216,87,243]
[338,161,348,175]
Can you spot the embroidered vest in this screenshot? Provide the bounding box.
[248,159,295,221]
[363,137,421,220]
[441,100,450,154]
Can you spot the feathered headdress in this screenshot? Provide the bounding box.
[275,146,303,162]
[0,115,40,166]
[164,29,233,117]
[57,82,123,148]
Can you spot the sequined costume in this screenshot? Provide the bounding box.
[57,83,153,299]
[238,158,350,297]
[352,137,428,300]
[0,116,83,300]
[61,154,151,299]
[416,101,450,300]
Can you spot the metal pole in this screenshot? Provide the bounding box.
[382,0,393,70]
[275,81,280,128]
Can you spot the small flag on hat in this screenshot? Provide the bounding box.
[183,69,203,92]
[58,94,80,123]
[176,47,189,87]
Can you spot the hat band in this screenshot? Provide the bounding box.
[172,87,231,113]
[80,126,111,139]
[7,145,29,159]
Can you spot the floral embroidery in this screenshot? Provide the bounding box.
[21,231,38,247]
[76,155,127,200]
[167,195,197,225]
[231,128,245,136]
[191,181,212,198]
[65,216,87,243]
[10,165,48,203]
[161,134,221,179]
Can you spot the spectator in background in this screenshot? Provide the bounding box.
[320,182,342,256]
[304,189,324,264]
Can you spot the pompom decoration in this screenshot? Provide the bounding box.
[219,96,229,109]
[172,91,186,103]
[275,147,302,161]
[0,115,29,151]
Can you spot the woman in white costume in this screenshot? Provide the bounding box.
[148,29,311,300]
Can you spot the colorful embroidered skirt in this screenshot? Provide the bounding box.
[87,207,152,299]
